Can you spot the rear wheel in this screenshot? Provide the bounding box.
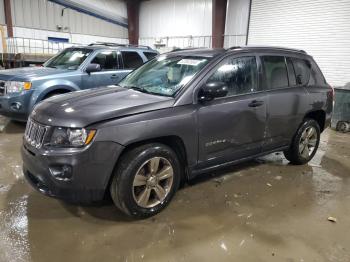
[284,119,320,165]
[110,143,181,218]
[336,121,349,132]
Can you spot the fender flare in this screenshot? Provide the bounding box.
[29,80,80,111]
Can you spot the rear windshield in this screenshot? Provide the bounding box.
[44,48,92,70]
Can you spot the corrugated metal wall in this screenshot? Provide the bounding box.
[139,0,212,38]
[224,0,250,47]
[10,0,128,38]
[0,0,5,25]
[248,0,350,87]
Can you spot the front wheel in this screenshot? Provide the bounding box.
[110,143,182,219]
[284,119,320,165]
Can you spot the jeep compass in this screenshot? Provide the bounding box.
[21,46,333,218]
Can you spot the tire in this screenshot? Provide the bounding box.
[110,143,182,219]
[284,119,320,165]
[336,121,349,132]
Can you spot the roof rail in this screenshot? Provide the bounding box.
[227,46,242,50]
[88,42,152,50]
[226,45,306,54]
[170,47,208,52]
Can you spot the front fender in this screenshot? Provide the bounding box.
[29,80,80,112]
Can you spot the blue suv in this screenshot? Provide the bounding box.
[0,43,158,121]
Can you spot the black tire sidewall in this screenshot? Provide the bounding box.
[114,144,181,218]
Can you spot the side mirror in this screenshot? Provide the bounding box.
[198,82,228,102]
[86,63,101,74]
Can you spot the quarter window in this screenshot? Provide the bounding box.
[122,51,144,69]
[207,56,258,97]
[91,51,118,70]
[292,58,311,86]
[309,60,326,86]
[261,56,288,89]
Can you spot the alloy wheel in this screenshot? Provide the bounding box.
[132,157,174,208]
[299,126,318,158]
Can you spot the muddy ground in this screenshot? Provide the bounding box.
[0,116,349,262]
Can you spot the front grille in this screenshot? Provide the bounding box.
[0,81,5,96]
[24,118,48,148]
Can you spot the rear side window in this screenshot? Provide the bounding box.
[261,56,288,89]
[286,58,296,86]
[143,52,158,60]
[292,58,311,86]
[207,56,258,96]
[122,51,144,69]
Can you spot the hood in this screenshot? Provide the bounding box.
[31,86,175,127]
[0,67,70,81]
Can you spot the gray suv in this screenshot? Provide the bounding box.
[0,43,158,121]
[21,46,333,218]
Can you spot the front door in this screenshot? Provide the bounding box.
[82,50,123,89]
[197,55,267,168]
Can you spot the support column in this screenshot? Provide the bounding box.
[126,0,140,45]
[4,0,13,37]
[212,0,227,48]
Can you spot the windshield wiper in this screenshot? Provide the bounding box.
[123,85,171,97]
[124,85,144,92]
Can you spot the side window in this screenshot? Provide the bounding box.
[309,60,326,86]
[286,58,296,86]
[292,58,311,86]
[261,56,288,89]
[143,52,158,60]
[207,56,258,97]
[122,51,144,69]
[91,51,118,70]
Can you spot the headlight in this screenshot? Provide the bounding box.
[5,81,31,93]
[48,127,96,147]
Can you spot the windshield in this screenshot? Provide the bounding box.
[44,48,92,70]
[119,55,209,97]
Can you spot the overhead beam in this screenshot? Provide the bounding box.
[212,0,227,48]
[126,0,140,45]
[48,0,128,28]
[4,0,13,37]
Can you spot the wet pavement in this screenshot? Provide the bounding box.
[0,115,349,262]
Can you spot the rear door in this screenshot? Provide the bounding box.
[142,51,158,61]
[261,54,309,151]
[196,54,267,168]
[121,51,145,69]
[115,50,147,82]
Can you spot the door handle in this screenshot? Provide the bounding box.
[111,74,118,79]
[248,100,264,107]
